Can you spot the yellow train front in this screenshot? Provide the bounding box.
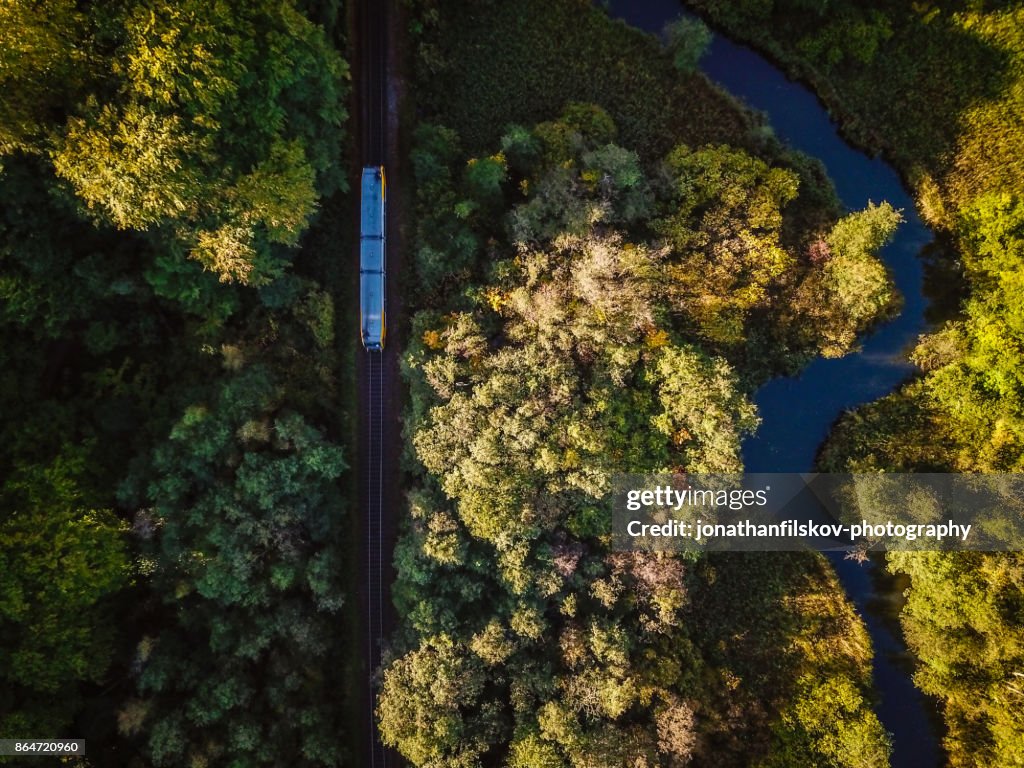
[359,166,386,350]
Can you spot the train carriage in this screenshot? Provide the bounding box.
[360,166,386,350]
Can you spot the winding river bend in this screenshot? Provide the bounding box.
[607,1,944,764]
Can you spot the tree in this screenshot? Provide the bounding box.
[408,124,482,295]
[0,448,130,737]
[501,124,542,175]
[54,106,205,231]
[815,201,901,354]
[464,154,509,212]
[128,368,350,767]
[44,0,346,284]
[581,144,652,224]
[664,17,712,73]
[391,103,893,768]
[657,143,799,345]
[507,732,566,768]
[766,676,891,768]
[887,551,1024,768]
[650,345,759,472]
[378,635,498,767]
[0,0,93,154]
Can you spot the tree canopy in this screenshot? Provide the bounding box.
[3,0,348,286]
[381,98,895,767]
[0,0,352,761]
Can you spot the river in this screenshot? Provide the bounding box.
[605,1,944,765]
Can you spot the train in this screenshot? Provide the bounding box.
[360,166,386,350]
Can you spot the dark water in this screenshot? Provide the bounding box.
[606,1,943,765]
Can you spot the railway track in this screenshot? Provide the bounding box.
[358,0,392,764]
[363,351,387,767]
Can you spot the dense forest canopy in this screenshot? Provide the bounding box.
[684,1,1024,764]
[3,0,347,285]
[0,1,353,765]
[384,107,893,768]
[382,2,904,757]
[4,0,1021,765]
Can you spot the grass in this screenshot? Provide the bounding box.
[404,0,841,270]
[409,0,759,160]
[685,0,1024,222]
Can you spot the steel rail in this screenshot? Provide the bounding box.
[361,0,389,764]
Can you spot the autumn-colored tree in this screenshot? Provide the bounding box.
[384,104,892,767]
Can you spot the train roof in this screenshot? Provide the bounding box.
[360,235,384,274]
[361,269,384,346]
[359,166,385,349]
[360,166,385,239]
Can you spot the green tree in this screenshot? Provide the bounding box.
[824,202,901,323]
[657,143,799,345]
[792,201,901,357]
[464,153,509,212]
[664,17,712,73]
[389,100,892,768]
[650,345,759,472]
[0,0,93,154]
[378,635,498,767]
[127,368,350,767]
[0,448,130,737]
[54,106,205,231]
[43,0,346,285]
[887,551,1024,768]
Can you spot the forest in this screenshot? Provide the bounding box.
[379,1,906,765]
[3,0,1022,766]
[682,1,1024,764]
[0,1,356,765]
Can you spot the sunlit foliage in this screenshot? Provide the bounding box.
[0,0,351,759]
[382,93,894,766]
[2,0,347,285]
[697,1,1024,762]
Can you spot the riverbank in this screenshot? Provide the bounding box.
[676,3,1024,766]
[379,1,902,765]
[605,2,945,765]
